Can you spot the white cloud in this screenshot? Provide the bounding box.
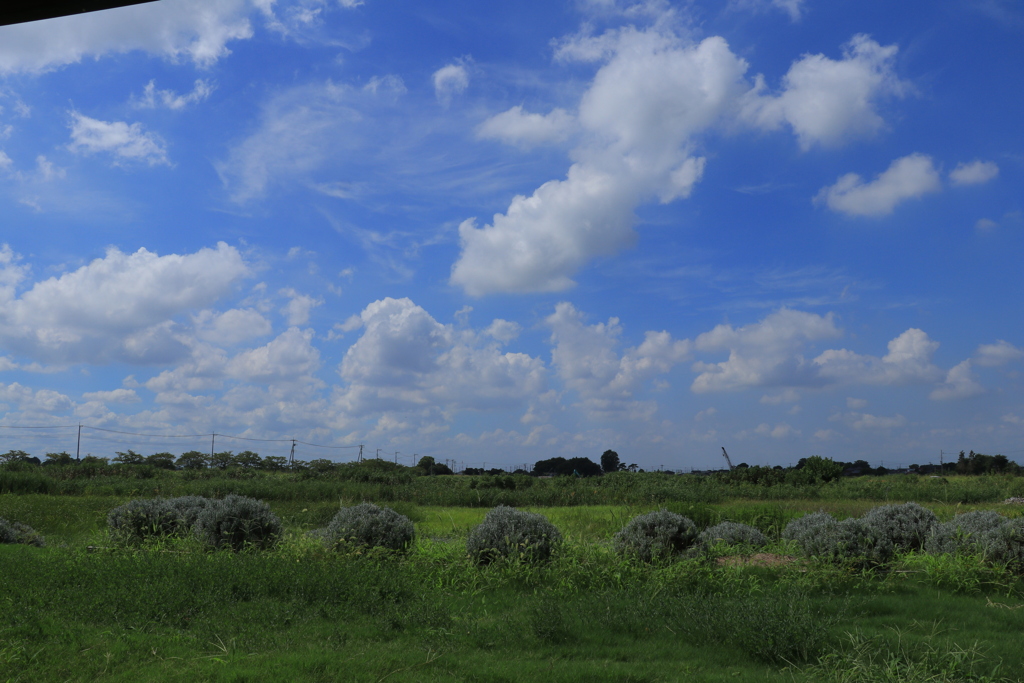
[193,308,272,345]
[755,422,799,438]
[217,78,405,203]
[485,319,522,344]
[134,79,215,110]
[846,397,867,409]
[68,112,170,166]
[975,218,999,231]
[929,360,984,400]
[476,106,576,148]
[432,64,469,105]
[949,160,999,186]
[691,308,841,392]
[760,388,800,404]
[730,0,805,21]
[814,328,944,385]
[279,288,323,326]
[0,242,248,364]
[974,340,1024,367]
[452,31,748,295]
[546,301,690,418]
[0,0,255,74]
[851,412,906,430]
[336,297,547,417]
[0,150,11,170]
[226,327,321,382]
[815,153,941,217]
[81,389,140,403]
[742,34,907,150]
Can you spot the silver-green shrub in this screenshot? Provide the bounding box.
[613,509,697,562]
[108,498,182,544]
[108,496,216,544]
[862,502,938,562]
[466,505,561,564]
[194,494,282,551]
[783,512,869,562]
[323,503,415,552]
[697,521,768,549]
[927,512,1023,567]
[0,517,45,547]
[925,510,1007,557]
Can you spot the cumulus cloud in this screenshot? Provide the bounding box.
[226,327,321,382]
[974,340,1024,367]
[336,297,547,417]
[742,34,908,149]
[0,0,255,74]
[279,288,323,326]
[432,63,469,105]
[811,327,946,387]
[193,308,272,345]
[691,308,841,393]
[815,153,941,217]
[68,112,170,166]
[452,30,748,295]
[547,302,691,418]
[133,79,215,110]
[814,328,943,385]
[949,160,999,186]
[929,360,984,400]
[476,106,576,148]
[0,242,248,364]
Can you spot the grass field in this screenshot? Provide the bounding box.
[2,482,1024,682]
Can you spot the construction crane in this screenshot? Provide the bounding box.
[721,447,735,471]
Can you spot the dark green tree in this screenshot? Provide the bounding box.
[600,449,621,474]
[176,451,208,470]
[145,452,176,469]
[113,450,144,465]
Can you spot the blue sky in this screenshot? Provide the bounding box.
[0,0,1021,469]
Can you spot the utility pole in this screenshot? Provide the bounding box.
[394,451,399,464]
[76,424,81,462]
[358,444,363,462]
[211,433,216,460]
[376,448,381,459]
[289,439,296,465]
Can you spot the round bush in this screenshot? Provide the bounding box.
[992,516,1024,568]
[466,505,561,564]
[168,495,216,530]
[108,498,181,544]
[862,502,938,561]
[613,509,697,562]
[0,517,45,547]
[697,521,768,549]
[784,512,869,562]
[194,495,282,551]
[926,510,1007,557]
[323,503,415,552]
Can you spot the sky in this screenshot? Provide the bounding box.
[0,0,1021,470]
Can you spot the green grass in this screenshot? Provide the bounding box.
[3,491,1024,681]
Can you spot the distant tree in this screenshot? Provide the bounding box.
[600,449,621,474]
[44,452,74,466]
[307,459,335,473]
[1,450,32,464]
[209,451,234,469]
[417,455,436,471]
[262,456,288,471]
[176,451,208,470]
[627,463,638,473]
[145,452,176,469]
[113,450,144,465]
[533,456,602,477]
[81,455,108,465]
[233,451,263,469]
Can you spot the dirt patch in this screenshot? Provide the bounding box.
[716,553,801,568]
